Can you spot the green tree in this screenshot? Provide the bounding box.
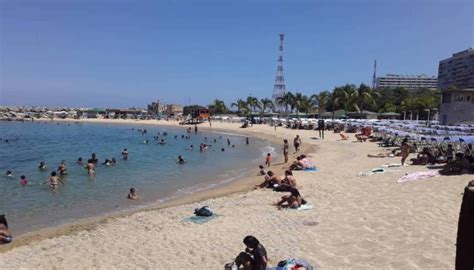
[208,99,229,115]
[246,96,259,115]
[231,99,249,115]
[276,92,295,115]
[257,98,274,116]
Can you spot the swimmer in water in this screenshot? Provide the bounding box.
[214,138,217,143]
[232,145,235,148]
[19,175,28,186]
[177,155,185,164]
[227,138,231,146]
[158,139,166,145]
[144,139,149,144]
[38,161,47,170]
[127,188,138,200]
[91,153,98,165]
[102,159,111,166]
[77,157,83,165]
[246,137,249,145]
[221,148,225,152]
[42,171,64,191]
[188,145,194,151]
[5,171,13,177]
[110,157,117,165]
[174,135,178,139]
[122,149,129,160]
[85,159,96,176]
[57,160,68,176]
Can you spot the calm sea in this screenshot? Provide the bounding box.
[0,121,276,234]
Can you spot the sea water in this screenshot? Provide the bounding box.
[0,121,277,234]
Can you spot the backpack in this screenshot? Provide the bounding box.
[194,206,213,217]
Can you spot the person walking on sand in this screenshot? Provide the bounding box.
[283,139,289,163]
[293,135,301,153]
[400,138,411,166]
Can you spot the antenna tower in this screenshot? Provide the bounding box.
[272,33,286,103]
[372,59,377,89]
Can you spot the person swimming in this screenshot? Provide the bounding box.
[91,153,98,165]
[127,188,138,200]
[246,137,249,145]
[122,148,129,160]
[221,148,225,152]
[158,139,166,145]
[144,139,149,144]
[188,145,194,151]
[77,157,83,165]
[19,175,28,186]
[102,159,111,166]
[38,161,47,170]
[227,138,231,146]
[178,155,185,164]
[57,160,68,176]
[110,157,117,165]
[5,171,13,177]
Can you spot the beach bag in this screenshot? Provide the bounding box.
[194,206,213,217]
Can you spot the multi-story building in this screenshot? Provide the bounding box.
[376,74,438,89]
[166,104,183,116]
[147,100,167,115]
[438,48,474,90]
[438,48,474,125]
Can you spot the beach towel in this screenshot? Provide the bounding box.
[397,171,439,183]
[358,167,401,177]
[382,163,402,168]
[297,204,314,211]
[182,214,219,224]
[304,167,318,172]
[269,258,315,270]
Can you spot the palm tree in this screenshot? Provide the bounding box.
[246,96,259,115]
[276,92,295,116]
[209,99,228,114]
[258,98,274,116]
[310,91,330,115]
[296,95,313,115]
[353,84,380,117]
[231,99,248,115]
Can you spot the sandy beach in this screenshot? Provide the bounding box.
[0,119,469,269]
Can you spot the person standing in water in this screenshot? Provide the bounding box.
[227,138,231,146]
[122,148,129,160]
[85,159,96,176]
[246,137,249,145]
[57,160,68,176]
[127,188,138,200]
[194,124,198,134]
[19,175,28,186]
[77,157,83,166]
[283,139,289,163]
[91,153,98,165]
[177,155,185,164]
[43,171,64,191]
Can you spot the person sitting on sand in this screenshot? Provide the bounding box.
[38,161,47,170]
[85,159,96,176]
[446,144,455,163]
[57,160,68,176]
[265,153,272,167]
[255,171,281,189]
[289,156,305,171]
[274,170,297,192]
[42,171,64,191]
[19,175,28,186]
[258,165,266,176]
[0,215,13,244]
[439,153,471,175]
[273,187,305,210]
[230,236,267,270]
[339,132,349,140]
[410,148,436,165]
[127,188,138,200]
[5,171,13,177]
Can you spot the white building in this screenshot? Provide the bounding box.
[376,74,438,89]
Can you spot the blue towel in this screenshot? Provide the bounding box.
[183,214,219,224]
[304,167,318,171]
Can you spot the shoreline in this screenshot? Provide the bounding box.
[0,118,317,252]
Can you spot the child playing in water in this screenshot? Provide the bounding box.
[42,171,64,191]
[127,188,138,200]
[265,153,272,167]
[19,175,28,186]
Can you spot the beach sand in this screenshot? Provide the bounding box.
[0,119,469,269]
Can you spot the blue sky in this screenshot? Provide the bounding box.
[1,0,472,108]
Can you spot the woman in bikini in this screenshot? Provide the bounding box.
[43,171,64,191]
